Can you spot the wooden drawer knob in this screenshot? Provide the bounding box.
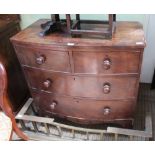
[43,79,52,88]
[103,58,111,70]
[103,107,111,115]
[36,55,46,65]
[50,101,57,110]
[103,83,111,94]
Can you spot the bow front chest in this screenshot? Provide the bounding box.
[11,19,145,127]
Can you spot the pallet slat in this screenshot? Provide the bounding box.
[16,98,33,118]
[17,115,54,124]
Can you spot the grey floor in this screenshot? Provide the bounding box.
[136,83,155,140]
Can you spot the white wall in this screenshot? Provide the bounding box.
[20,14,50,29]
[20,14,154,83]
[140,15,155,83]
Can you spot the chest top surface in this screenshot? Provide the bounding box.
[11,19,146,49]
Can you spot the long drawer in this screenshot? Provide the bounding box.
[73,50,141,74]
[14,46,71,72]
[24,67,138,100]
[31,89,135,124]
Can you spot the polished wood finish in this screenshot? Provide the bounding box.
[14,45,71,72]
[0,17,29,113]
[0,62,28,140]
[73,50,141,74]
[23,67,138,100]
[31,89,135,124]
[11,19,145,48]
[11,19,145,126]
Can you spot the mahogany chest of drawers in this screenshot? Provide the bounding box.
[11,19,145,127]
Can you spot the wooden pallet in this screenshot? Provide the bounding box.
[15,98,152,141]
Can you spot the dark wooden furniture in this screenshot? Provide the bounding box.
[11,17,145,127]
[0,62,28,140]
[0,15,29,113]
[0,14,20,22]
[64,14,116,38]
[40,14,116,38]
[151,69,155,89]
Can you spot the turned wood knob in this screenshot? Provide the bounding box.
[103,83,111,94]
[103,58,111,70]
[36,55,46,65]
[103,107,111,115]
[50,101,57,110]
[43,79,52,88]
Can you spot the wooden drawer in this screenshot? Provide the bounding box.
[14,46,71,72]
[31,89,135,124]
[73,51,141,74]
[24,67,138,100]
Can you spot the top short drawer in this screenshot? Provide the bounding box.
[14,46,71,72]
[73,51,141,74]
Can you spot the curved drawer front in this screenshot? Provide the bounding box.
[14,46,71,72]
[73,51,141,74]
[31,89,135,124]
[24,67,138,100]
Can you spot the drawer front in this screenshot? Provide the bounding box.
[73,51,141,74]
[24,67,138,100]
[14,46,71,72]
[31,89,135,123]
